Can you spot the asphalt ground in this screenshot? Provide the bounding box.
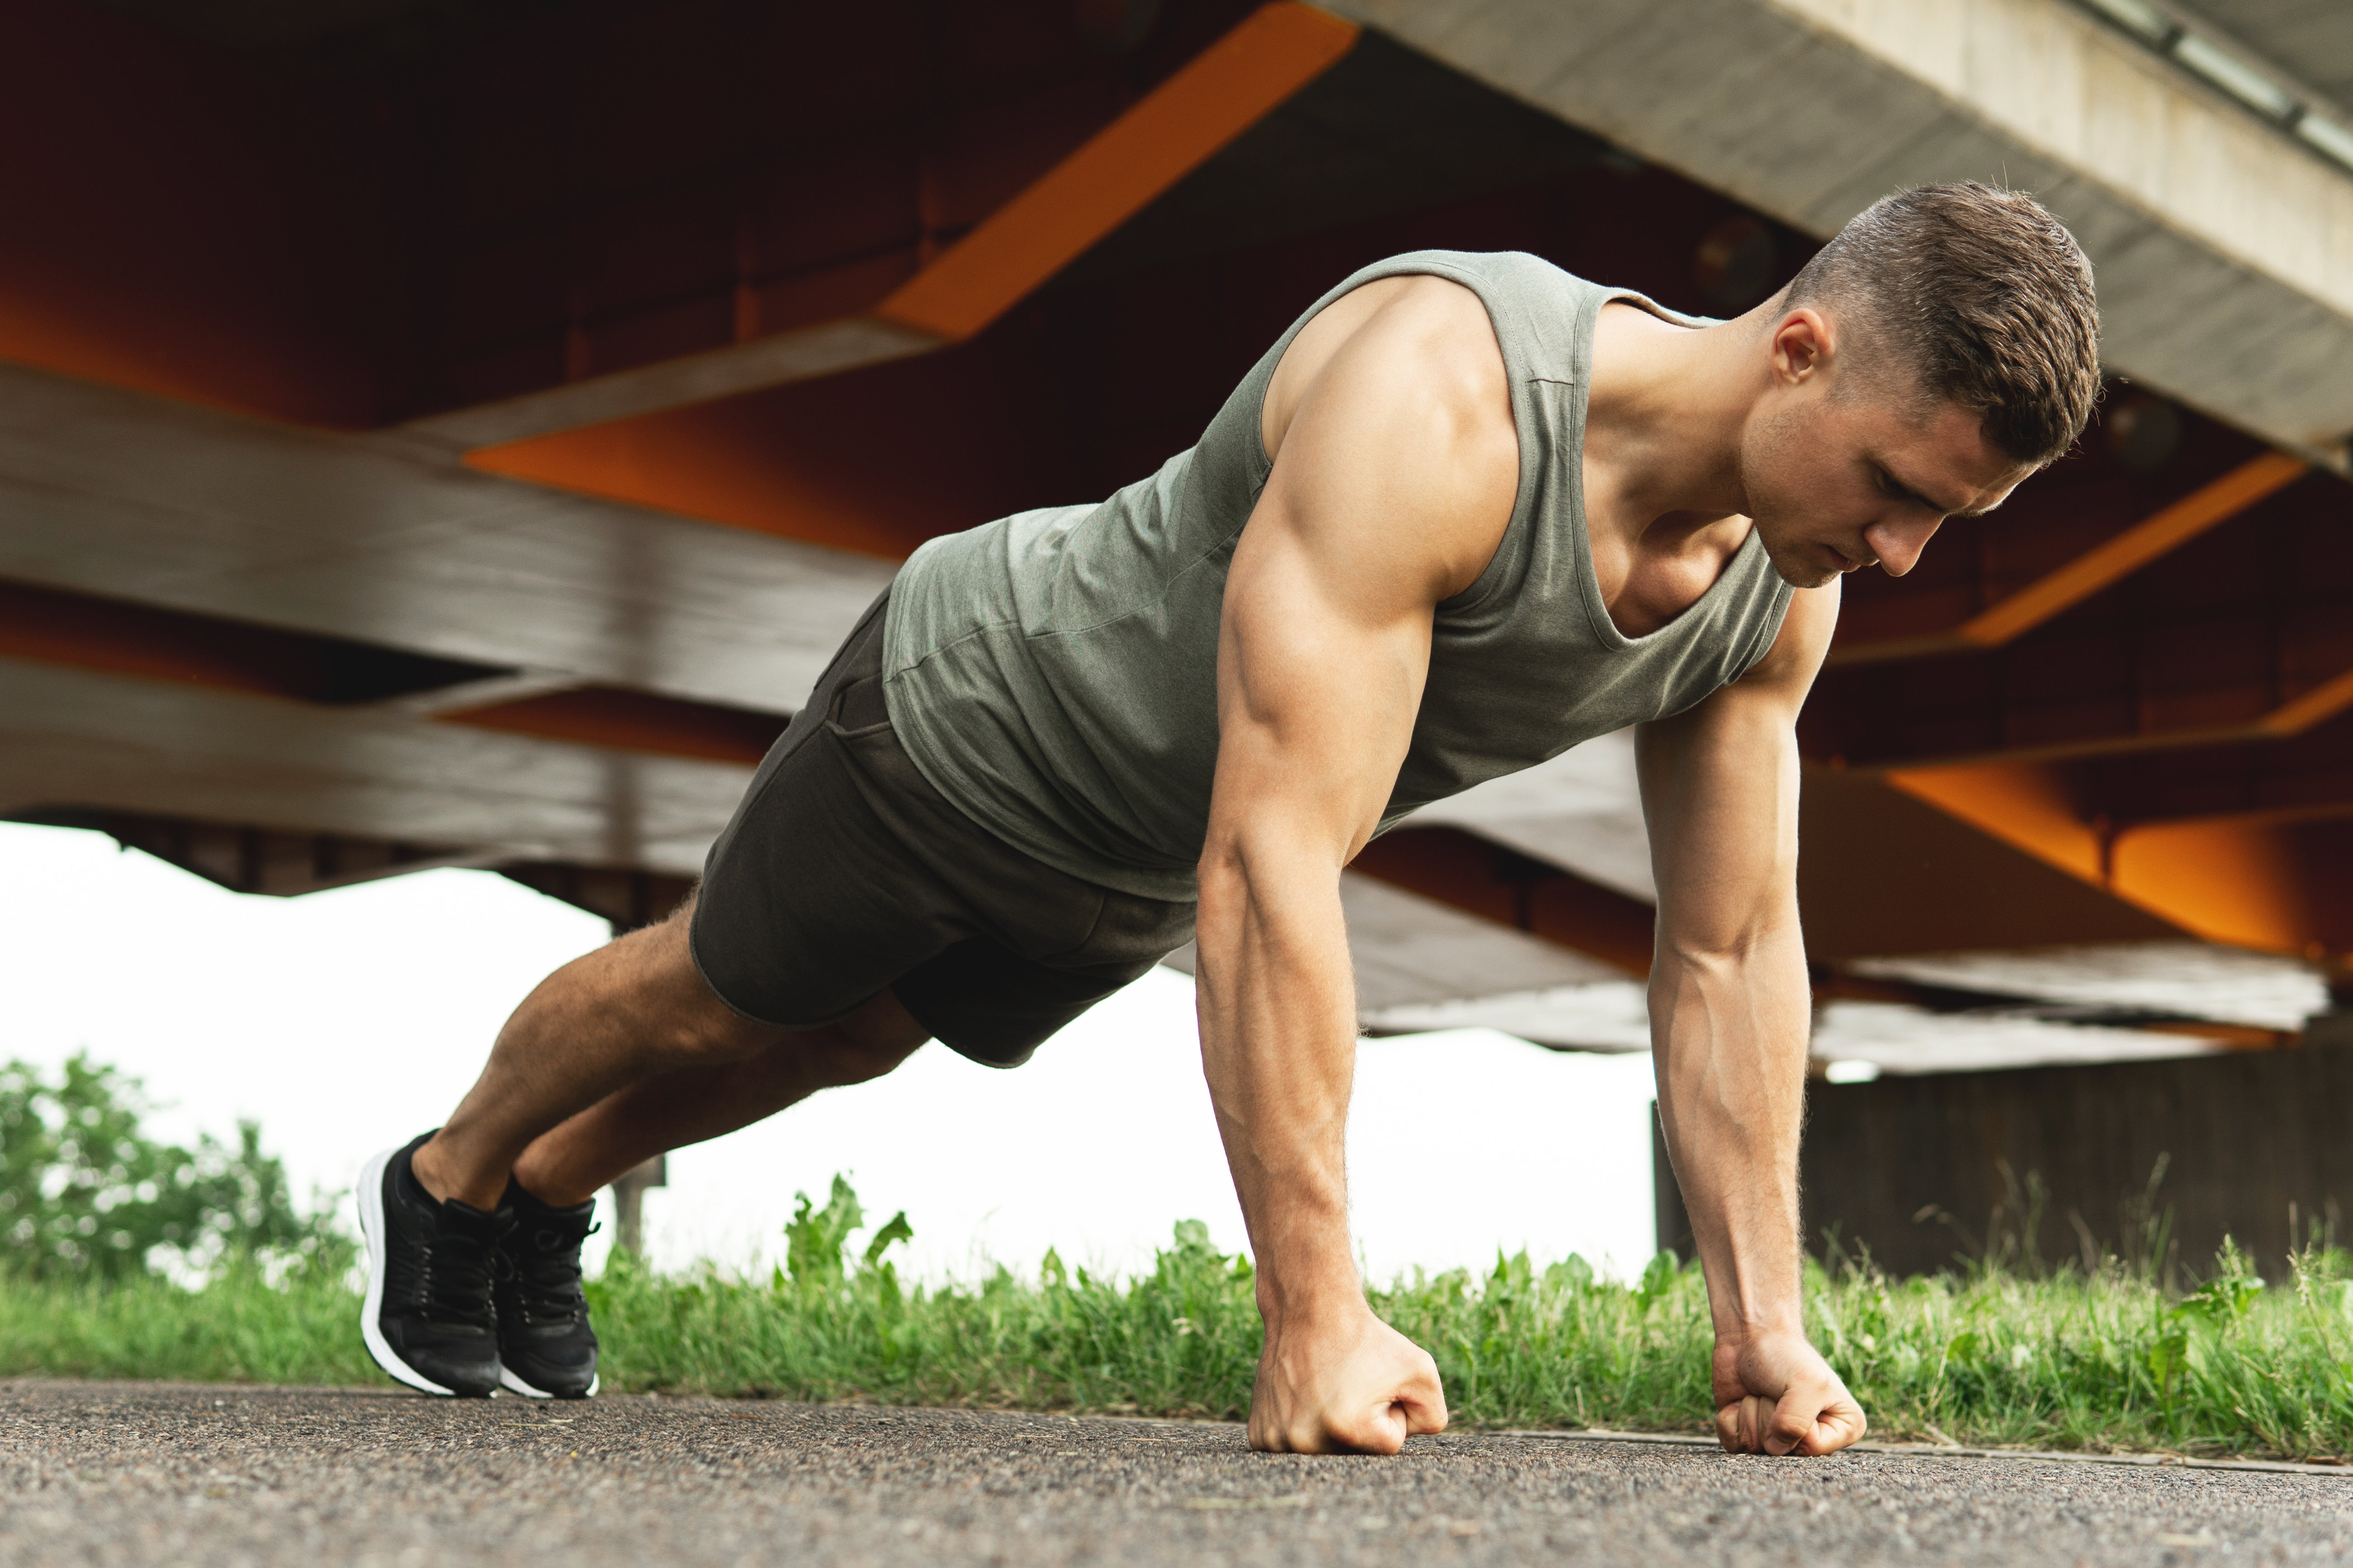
[3,1382,2348,1567]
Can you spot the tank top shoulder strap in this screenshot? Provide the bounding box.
[1206,251,1609,500]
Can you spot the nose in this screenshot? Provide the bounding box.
[1863,515,1943,578]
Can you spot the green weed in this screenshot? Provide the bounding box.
[3,1174,2348,1462]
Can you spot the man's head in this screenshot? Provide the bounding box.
[1738,183,2101,588]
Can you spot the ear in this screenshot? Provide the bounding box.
[1768,307,1833,389]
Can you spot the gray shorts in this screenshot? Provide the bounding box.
[690,590,1197,1068]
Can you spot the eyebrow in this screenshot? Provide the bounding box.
[1880,462,1996,518]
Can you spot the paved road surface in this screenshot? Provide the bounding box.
[3,1381,2347,1566]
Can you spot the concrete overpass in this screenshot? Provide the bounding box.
[3,0,2351,1266]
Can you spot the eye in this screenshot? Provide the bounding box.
[1877,469,1925,508]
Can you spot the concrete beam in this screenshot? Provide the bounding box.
[0,657,749,875]
[0,361,895,715]
[1162,870,1625,1011]
[1328,0,2353,463]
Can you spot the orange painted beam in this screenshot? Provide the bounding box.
[0,578,502,704]
[0,578,294,698]
[2257,666,2353,738]
[876,2,1359,342]
[1830,451,2311,668]
[0,576,791,764]
[1884,762,2321,954]
[0,5,384,428]
[1882,764,2103,886]
[1960,452,2310,645]
[451,3,1357,453]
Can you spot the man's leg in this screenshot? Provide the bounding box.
[505,997,927,1207]
[411,895,931,1211]
[358,893,933,1400]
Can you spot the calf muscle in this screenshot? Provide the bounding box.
[412,898,928,1209]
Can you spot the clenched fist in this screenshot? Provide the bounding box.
[1713,1329,1867,1455]
[1249,1308,1449,1454]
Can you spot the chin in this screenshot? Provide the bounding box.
[1761,539,1841,591]
[1746,502,1840,590]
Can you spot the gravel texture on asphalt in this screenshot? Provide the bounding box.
[3,1380,2348,1567]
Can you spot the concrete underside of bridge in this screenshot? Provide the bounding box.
[5,0,2353,1265]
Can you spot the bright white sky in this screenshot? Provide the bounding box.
[0,821,1661,1285]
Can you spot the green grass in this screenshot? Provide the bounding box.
[0,1258,377,1389]
[5,1192,2351,1463]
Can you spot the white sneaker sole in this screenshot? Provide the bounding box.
[499,1364,599,1399]
[356,1144,460,1398]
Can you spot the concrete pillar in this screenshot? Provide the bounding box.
[610,1154,667,1260]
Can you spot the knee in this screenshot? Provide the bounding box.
[654,1001,922,1082]
[590,896,781,1067]
[798,1029,922,1089]
[656,1010,789,1068]
[810,989,929,1086]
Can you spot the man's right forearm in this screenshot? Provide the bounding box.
[1192,831,1363,1330]
[1194,829,1453,1454]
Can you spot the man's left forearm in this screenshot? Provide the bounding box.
[1649,921,1866,1455]
[1648,922,1812,1341]
[1632,598,1864,1455]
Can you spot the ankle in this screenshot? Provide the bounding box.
[508,1154,597,1211]
[503,1170,594,1214]
[410,1134,510,1211]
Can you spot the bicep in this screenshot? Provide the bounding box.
[1205,297,1516,869]
[1206,477,1435,870]
[1636,582,1837,945]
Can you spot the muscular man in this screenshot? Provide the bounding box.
[357,183,2099,1454]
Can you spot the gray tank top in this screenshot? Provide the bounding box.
[880,250,1794,902]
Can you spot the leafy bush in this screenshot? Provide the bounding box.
[0,1052,327,1280]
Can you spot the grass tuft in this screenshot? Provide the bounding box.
[4,1184,2349,1462]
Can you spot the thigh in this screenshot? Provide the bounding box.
[691,587,1194,1058]
[690,591,1089,1029]
[897,887,1197,1069]
[892,939,1145,1069]
[584,897,796,1062]
[690,593,948,1027]
[690,708,969,1029]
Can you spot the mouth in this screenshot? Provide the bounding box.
[1824,543,1865,573]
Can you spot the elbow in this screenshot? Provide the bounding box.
[1196,827,1245,894]
[1194,815,1336,908]
[1654,902,1805,974]
[1195,831,1253,934]
[1192,819,1349,966]
[1193,829,1259,974]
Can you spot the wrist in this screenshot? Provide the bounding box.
[1695,1247,1807,1346]
[1255,1257,1367,1338]
[1714,1312,1806,1346]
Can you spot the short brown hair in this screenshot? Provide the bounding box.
[1786,183,2100,466]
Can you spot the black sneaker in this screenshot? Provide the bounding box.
[357,1131,507,1398]
[493,1182,601,1399]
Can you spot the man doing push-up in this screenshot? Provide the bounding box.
[357,182,2098,1456]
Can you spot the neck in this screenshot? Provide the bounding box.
[1584,297,1775,548]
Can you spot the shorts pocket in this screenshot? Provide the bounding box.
[825,670,893,735]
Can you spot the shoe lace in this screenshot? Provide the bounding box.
[387,1217,500,1328]
[497,1218,601,1326]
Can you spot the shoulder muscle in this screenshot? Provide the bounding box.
[1250,276,1518,612]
